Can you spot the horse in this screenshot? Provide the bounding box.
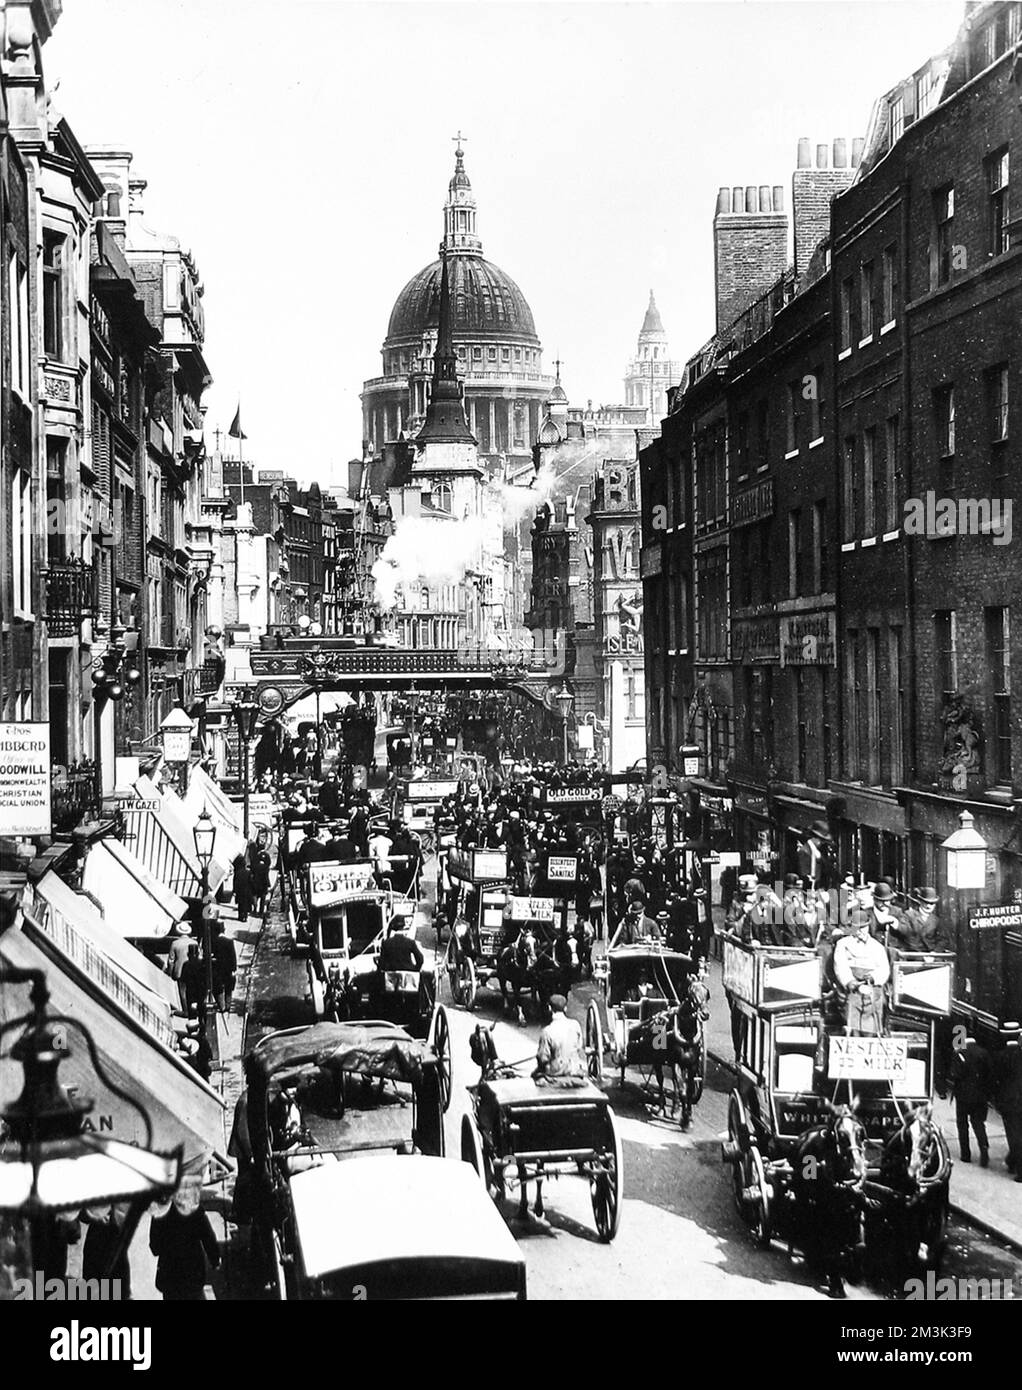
[650,977,711,1125]
[496,926,538,1023]
[873,1103,952,1292]
[790,1102,868,1298]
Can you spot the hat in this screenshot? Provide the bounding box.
[737,873,758,893]
[784,873,803,890]
[1002,1021,1021,1037]
[914,886,939,905]
[549,994,568,1013]
[873,882,895,902]
[808,820,832,841]
[848,907,872,931]
[627,900,644,916]
[175,922,192,936]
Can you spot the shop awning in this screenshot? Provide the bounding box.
[178,767,246,866]
[33,869,180,1011]
[0,912,224,1169]
[119,775,226,898]
[81,839,189,939]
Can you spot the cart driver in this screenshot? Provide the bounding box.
[832,908,891,1036]
[378,921,425,973]
[533,995,586,1084]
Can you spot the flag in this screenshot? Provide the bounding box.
[228,404,247,440]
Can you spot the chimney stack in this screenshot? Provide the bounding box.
[713,181,788,333]
[792,135,862,278]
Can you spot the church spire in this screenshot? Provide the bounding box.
[441,133,482,256]
[417,251,475,445]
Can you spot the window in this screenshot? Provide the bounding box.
[11,470,33,617]
[885,417,900,531]
[472,346,482,360]
[987,363,1010,442]
[812,500,828,592]
[840,277,855,350]
[696,548,728,660]
[431,483,452,512]
[933,185,955,287]
[866,628,882,785]
[986,607,1011,783]
[795,669,808,783]
[501,348,510,362]
[987,148,1010,256]
[46,439,68,563]
[42,231,66,361]
[487,347,497,361]
[916,69,938,119]
[809,366,824,440]
[860,260,876,338]
[822,666,834,781]
[735,410,750,476]
[863,426,878,535]
[934,610,957,705]
[881,244,899,323]
[889,627,904,784]
[7,253,30,397]
[842,435,857,540]
[891,95,905,144]
[844,631,860,779]
[788,508,801,599]
[935,385,956,457]
[786,383,799,452]
[756,398,770,466]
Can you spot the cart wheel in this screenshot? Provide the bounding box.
[745,1144,773,1248]
[727,1089,751,1149]
[585,1001,604,1084]
[432,1005,453,1113]
[591,1107,624,1242]
[460,1113,485,1183]
[689,1031,707,1107]
[460,956,477,1011]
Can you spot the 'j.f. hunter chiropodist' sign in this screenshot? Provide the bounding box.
[0,723,51,836]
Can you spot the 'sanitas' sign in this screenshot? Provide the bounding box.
[828,1035,908,1081]
[0,723,51,836]
[547,855,578,882]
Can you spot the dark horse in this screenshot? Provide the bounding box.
[496,926,538,1023]
[872,1102,952,1293]
[790,1103,868,1298]
[655,977,711,1125]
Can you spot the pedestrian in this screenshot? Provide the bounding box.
[212,921,237,1011]
[249,844,271,915]
[79,1204,132,1297]
[178,940,207,1022]
[996,1022,1022,1181]
[163,922,193,1010]
[149,1188,221,1300]
[232,853,253,923]
[949,1033,992,1165]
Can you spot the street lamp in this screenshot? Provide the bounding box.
[192,808,220,1062]
[230,696,260,839]
[942,809,987,890]
[160,705,194,796]
[555,682,573,766]
[0,958,182,1285]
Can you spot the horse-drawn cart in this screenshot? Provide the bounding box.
[585,944,709,1124]
[460,1034,623,1242]
[720,935,953,1295]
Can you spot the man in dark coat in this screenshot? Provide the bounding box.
[232,854,253,923]
[949,1034,992,1164]
[996,1023,1022,1180]
[212,922,237,1010]
[149,1195,220,1300]
[80,1205,132,1296]
[887,886,951,953]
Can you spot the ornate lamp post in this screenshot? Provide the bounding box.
[555,682,573,766]
[0,957,181,1289]
[192,809,219,1062]
[230,697,260,839]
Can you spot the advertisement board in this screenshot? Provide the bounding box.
[828,1035,908,1082]
[507,896,556,922]
[0,723,52,836]
[405,779,459,802]
[547,855,578,883]
[307,860,378,909]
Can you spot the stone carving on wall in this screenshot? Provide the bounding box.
[940,694,982,792]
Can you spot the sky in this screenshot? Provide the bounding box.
[44,0,964,488]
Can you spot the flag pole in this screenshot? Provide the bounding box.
[238,404,245,507]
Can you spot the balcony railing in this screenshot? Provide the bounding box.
[45,559,96,636]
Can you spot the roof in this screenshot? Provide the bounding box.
[386,254,539,345]
[639,289,666,339]
[289,1156,525,1289]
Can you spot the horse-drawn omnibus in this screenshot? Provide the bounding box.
[720,935,953,1296]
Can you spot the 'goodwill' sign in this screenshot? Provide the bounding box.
[0,723,51,836]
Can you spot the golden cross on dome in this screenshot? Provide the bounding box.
[452,130,468,152]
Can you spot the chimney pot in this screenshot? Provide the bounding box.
[759,184,771,212]
[716,186,731,215]
[833,137,847,168]
[772,186,784,213]
[746,185,759,213]
[816,143,829,169]
[797,137,812,169]
[732,186,745,214]
[851,136,865,166]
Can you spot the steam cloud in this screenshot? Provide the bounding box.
[370,460,558,611]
